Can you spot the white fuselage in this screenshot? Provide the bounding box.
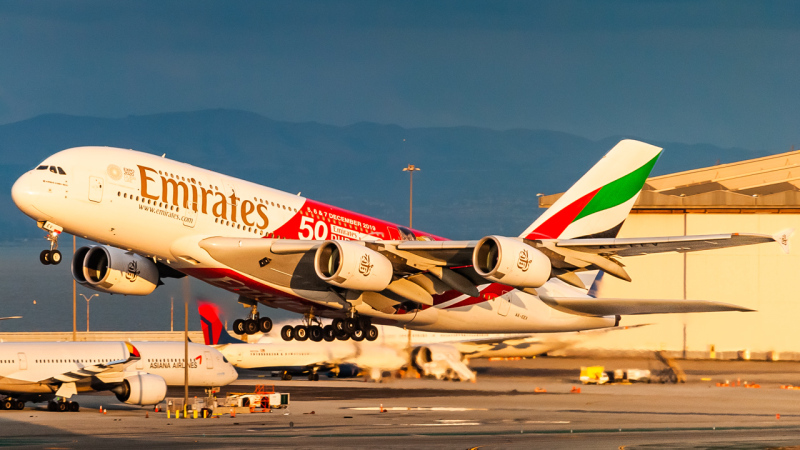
[0,341,237,396]
[217,337,406,373]
[11,147,616,334]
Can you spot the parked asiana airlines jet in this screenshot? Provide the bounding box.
[11,140,792,342]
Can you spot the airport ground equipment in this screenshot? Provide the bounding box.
[580,366,609,384]
[164,385,288,417]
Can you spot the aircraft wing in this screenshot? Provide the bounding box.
[8,342,140,384]
[550,230,792,257]
[538,296,753,317]
[197,228,789,304]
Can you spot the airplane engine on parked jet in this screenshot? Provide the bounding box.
[112,372,168,406]
[314,241,393,291]
[71,245,160,295]
[472,236,551,288]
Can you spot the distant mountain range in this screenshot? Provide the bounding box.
[0,109,770,240]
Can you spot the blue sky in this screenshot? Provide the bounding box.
[1,0,799,150]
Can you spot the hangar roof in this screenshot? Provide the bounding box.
[539,149,800,213]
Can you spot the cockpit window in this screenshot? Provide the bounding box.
[49,166,57,174]
[36,165,47,170]
[222,356,229,363]
[57,167,66,175]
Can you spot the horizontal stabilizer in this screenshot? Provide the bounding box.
[539,296,754,316]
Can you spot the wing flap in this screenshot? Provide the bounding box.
[539,296,754,316]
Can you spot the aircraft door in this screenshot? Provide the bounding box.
[18,352,27,370]
[88,176,104,203]
[205,351,213,369]
[496,296,511,316]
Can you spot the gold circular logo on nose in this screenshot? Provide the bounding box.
[107,164,122,181]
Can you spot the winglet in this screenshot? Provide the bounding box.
[198,300,245,345]
[773,228,794,254]
[125,342,141,359]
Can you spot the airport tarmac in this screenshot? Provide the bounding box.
[3,356,800,448]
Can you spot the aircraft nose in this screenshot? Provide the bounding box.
[226,364,239,384]
[11,172,46,219]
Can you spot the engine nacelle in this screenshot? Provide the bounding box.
[71,245,160,295]
[329,364,361,378]
[112,372,167,406]
[410,344,463,371]
[314,241,393,291]
[472,236,551,288]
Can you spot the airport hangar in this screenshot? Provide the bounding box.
[538,149,800,359]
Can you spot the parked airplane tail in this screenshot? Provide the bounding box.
[198,300,245,345]
[520,139,662,240]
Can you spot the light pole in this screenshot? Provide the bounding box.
[80,293,98,332]
[402,164,420,371]
[402,164,421,228]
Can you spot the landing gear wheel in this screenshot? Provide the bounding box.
[309,326,323,342]
[343,318,358,334]
[14,400,24,410]
[335,329,349,341]
[351,328,365,341]
[365,325,379,341]
[2,399,12,410]
[280,325,294,341]
[332,318,345,333]
[358,316,372,331]
[47,401,56,411]
[233,319,245,335]
[259,317,273,333]
[57,402,67,412]
[244,319,259,335]
[294,325,308,341]
[308,373,320,381]
[40,250,51,265]
[50,250,62,265]
[322,325,336,342]
[281,371,293,380]
[69,401,79,412]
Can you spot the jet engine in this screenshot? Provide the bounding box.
[329,364,361,378]
[72,245,160,295]
[112,372,167,406]
[410,344,463,370]
[472,236,551,288]
[314,241,393,291]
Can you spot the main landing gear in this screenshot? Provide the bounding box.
[38,221,63,265]
[47,400,79,412]
[281,313,379,343]
[0,397,25,410]
[233,304,272,335]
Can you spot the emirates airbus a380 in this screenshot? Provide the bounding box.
[11,140,791,342]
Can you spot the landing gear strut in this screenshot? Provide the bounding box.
[233,304,272,335]
[37,221,63,266]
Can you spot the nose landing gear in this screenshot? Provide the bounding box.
[233,304,272,335]
[37,221,63,266]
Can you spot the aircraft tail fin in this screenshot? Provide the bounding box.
[521,139,662,240]
[198,300,244,345]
